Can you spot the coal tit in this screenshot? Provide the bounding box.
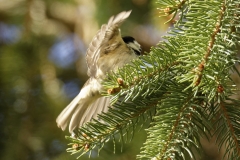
[56,10,141,133]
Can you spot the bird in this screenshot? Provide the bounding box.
[56,10,142,133]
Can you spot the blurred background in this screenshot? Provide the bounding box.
[0,0,239,160]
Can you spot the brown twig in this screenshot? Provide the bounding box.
[220,102,240,156]
[194,2,226,86]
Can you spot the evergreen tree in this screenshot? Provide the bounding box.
[66,0,240,159]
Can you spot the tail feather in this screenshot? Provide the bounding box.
[68,102,89,132]
[56,93,111,133]
[56,93,82,130]
[79,97,110,127]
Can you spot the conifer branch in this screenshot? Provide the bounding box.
[210,98,240,159]
[106,60,180,95]
[65,0,240,159]
[194,0,226,86]
[219,102,240,156]
[67,97,159,157]
[160,94,194,159]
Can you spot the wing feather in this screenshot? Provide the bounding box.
[86,10,132,77]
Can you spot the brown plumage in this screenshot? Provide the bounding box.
[56,10,140,133]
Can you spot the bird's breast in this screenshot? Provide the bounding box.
[96,47,138,79]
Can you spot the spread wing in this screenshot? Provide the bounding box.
[86,10,132,77]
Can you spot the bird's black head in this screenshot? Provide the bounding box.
[122,36,141,56]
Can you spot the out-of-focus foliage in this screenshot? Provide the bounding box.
[0,0,164,160]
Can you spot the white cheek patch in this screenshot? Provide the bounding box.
[134,41,141,50]
[127,41,141,54]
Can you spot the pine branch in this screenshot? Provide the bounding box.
[65,0,240,159]
[138,81,212,159]
[66,97,157,158]
[211,98,240,159]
